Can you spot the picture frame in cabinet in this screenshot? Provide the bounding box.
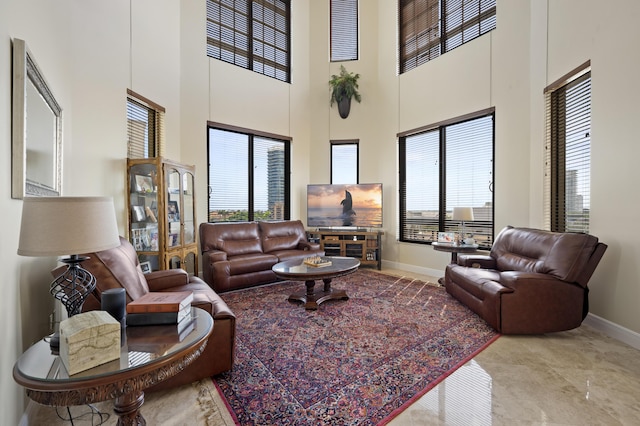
[132,205,146,222]
[149,229,159,250]
[134,175,153,193]
[131,228,144,251]
[168,200,180,221]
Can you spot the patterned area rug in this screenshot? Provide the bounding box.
[215,269,499,425]
[24,378,236,425]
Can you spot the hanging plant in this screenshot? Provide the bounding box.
[329,65,361,119]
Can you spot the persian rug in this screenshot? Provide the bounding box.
[24,378,236,425]
[215,269,499,425]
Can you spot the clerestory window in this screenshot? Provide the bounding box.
[206,0,291,82]
[126,89,165,159]
[330,0,358,62]
[399,0,496,74]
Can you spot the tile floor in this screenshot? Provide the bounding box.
[382,268,640,425]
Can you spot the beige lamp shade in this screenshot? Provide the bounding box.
[452,207,474,222]
[18,196,120,257]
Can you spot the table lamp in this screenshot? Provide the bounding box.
[452,207,474,244]
[17,196,120,348]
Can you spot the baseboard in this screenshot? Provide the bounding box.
[583,313,640,350]
[381,260,443,281]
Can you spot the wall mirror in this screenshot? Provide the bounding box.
[12,38,62,199]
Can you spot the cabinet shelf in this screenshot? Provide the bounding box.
[307,230,383,270]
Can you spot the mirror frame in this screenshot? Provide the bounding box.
[12,38,63,199]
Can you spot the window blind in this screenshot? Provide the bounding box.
[399,0,496,74]
[126,91,165,159]
[331,141,359,184]
[208,128,249,222]
[444,115,494,245]
[206,0,290,82]
[331,0,358,62]
[400,112,494,248]
[545,71,591,233]
[400,130,440,242]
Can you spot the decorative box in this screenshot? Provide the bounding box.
[59,311,121,375]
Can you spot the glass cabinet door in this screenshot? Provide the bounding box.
[129,162,160,271]
[166,167,181,249]
[183,251,196,275]
[183,171,195,245]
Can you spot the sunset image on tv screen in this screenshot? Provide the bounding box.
[307,184,382,228]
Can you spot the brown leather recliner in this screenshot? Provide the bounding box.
[75,237,235,391]
[444,226,607,334]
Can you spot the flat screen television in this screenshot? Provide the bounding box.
[307,183,383,228]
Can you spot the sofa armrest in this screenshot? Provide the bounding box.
[457,254,496,269]
[146,269,189,291]
[204,250,228,263]
[297,241,321,251]
[499,270,567,290]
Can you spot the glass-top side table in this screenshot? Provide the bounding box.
[14,307,213,425]
[431,242,479,264]
[432,242,480,285]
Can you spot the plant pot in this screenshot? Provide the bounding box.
[338,97,351,119]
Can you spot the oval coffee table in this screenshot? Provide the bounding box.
[272,257,360,310]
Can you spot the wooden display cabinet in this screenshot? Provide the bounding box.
[127,157,197,275]
[306,230,383,270]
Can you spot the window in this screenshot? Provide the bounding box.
[207,123,290,222]
[331,0,358,62]
[544,62,591,233]
[399,110,494,249]
[331,140,359,184]
[126,90,165,159]
[206,0,291,82]
[399,0,496,74]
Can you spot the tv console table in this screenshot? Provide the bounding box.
[307,229,383,270]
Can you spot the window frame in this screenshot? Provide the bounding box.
[398,108,495,249]
[330,0,359,62]
[544,61,592,233]
[330,140,359,184]
[206,0,291,83]
[206,122,291,222]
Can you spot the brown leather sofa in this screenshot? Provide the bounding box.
[444,226,607,334]
[200,220,324,293]
[74,237,235,391]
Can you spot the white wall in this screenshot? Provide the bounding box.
[1,0,183,423]
[540,0,640,334]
